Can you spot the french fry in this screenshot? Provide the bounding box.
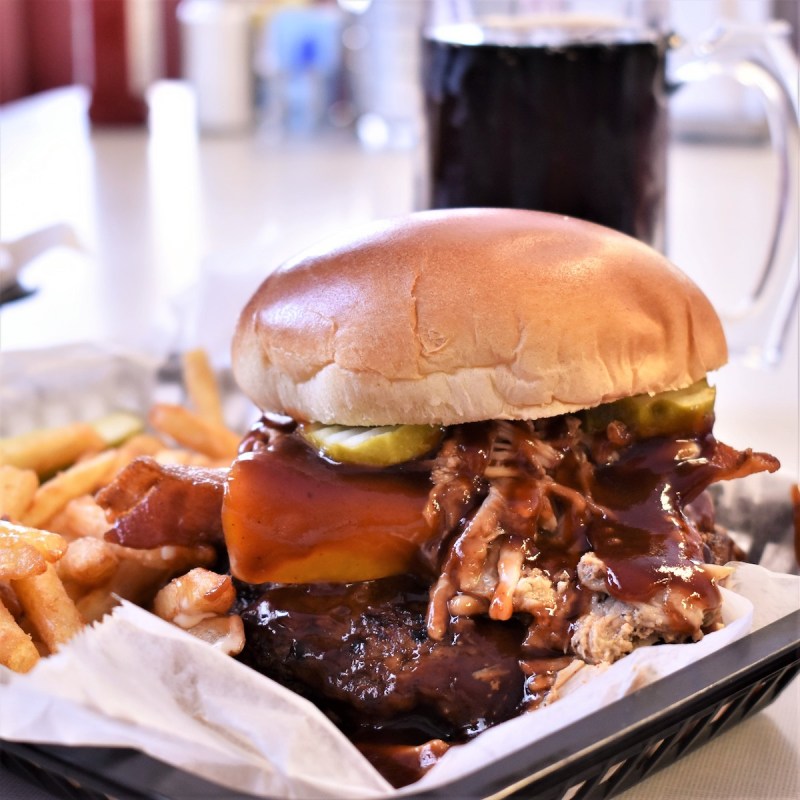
[59,537,119,588]
[0,422,105,477]
[75,585,120,624]
[22,449,119,529]
[0,544,46,580]
[112,543,217,572]
[153,448,217,468]
[187,615,245,656]
[182,349,225,425]
[0,580,22,617]
[77,560,172,623]
[113,433,165,472]
[12,563,84,652]
[0,347,242,662]
[148,403,239,461]
[0,465,39,521]
[153,568,235,627]
[0,520,69,557]
[153,449,232,470]
[0,598,40,672]
[47,495,110,540]
[0,520,68,581]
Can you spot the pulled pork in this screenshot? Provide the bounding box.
[422,416,777,679]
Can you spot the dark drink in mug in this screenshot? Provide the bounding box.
[422,29,669,247]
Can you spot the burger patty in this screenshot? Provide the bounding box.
[235,576,528,742]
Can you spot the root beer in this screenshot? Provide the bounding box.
[421,24,669,247]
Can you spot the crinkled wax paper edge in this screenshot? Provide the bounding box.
[0,602,391,799]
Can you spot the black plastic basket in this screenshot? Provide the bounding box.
[2,606,798,800]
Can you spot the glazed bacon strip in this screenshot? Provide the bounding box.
[97,457,226,549]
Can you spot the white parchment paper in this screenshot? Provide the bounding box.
[2,563,796,799]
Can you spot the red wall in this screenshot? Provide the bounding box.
[0,0,33,103]
[0,0,182,106]
[29,0,76,93]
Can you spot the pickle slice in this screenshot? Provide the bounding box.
[583,379,716,438]
[300,423,444,467]
[90,411,145,447]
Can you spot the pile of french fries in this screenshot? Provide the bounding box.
[0,349,244,673]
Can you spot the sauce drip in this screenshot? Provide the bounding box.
[587,435,720,617]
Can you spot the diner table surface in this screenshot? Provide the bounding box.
[0,85,798,800]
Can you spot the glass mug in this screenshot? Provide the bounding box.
[417,0,799,366]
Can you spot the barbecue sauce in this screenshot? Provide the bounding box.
[587,435,722,625]
[228,419,776,615]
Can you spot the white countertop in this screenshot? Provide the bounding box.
[1,85,798,800]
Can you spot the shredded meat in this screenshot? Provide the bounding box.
[571,551,714,663]
[512,568,557,613]
[424,419,779,657]
[97,457,226,548]
[423,423,493,534]
[571,594,672,664]
[575,551,608,592]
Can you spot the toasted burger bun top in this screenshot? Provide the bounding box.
[232,208,727,426]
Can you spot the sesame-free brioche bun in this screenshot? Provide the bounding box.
[232,209,727,426]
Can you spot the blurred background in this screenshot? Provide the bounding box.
[0,0,798,473]
[2,1,798,136]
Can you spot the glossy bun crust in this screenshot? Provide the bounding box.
[232,209,727,425]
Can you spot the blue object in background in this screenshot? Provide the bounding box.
[255,7,345,134]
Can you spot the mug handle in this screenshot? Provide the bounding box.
[670,20,799,367]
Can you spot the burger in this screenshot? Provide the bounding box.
[103,209,780,786]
